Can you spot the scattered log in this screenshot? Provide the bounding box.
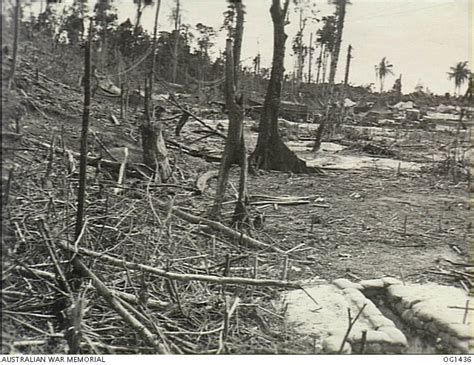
[166,204,287,254]
[113,147,128,195]
[224,194,320,207]
[15,266,55,280]
[165,95,226,138]
[166,139,221,162]
[27,138,153,179]
[187,131,222,145]
[110,290,170,309]
[110,114,120,126]
[70,257,168,353]
[15,266,171,309]
[251,200,310,206]
[19,89,51,120]
[195,170,218,194]
[92,132,118,161]
[57,240,299,288]
[29,136,224,180]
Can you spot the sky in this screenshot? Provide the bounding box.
[24,0,472,95]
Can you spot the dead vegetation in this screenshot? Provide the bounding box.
[2,14,471,356]
[2,118,316,354]
[2,45,324,354]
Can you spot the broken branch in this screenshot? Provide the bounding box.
[56,240,300,289]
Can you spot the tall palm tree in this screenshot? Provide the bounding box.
[448,61,470,96]
[375,57,394,93]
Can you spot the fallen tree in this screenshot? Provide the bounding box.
[57,240,301,289]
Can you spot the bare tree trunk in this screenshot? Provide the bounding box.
[226,0,245,165]
[8,0,20,89]
[315,43,323,84]
[312,115,326,152]
[140,0,171,182]
[312,91,333,152]
[295,9,305,86]
[210,39,245,219]
[141,82,156,166]
[314,1,348,150]
[233,0,244,88]
[75,20,93,241]
[211,3,248,221]
[343,44,352,85]
[322,49,329,84]
[250,0,316,173]
[149,0,161,91]
[171,0,181,83]
[171,34,179,83]
[140,82,171,182]
[232,135,248,227]
[307,32,313,84]
[134,0,144,35]
[328,0,347,85]
[62,22,94,342]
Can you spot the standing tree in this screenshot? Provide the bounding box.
[343,44,352,85]
[179,23,194,84]
[211,0,248,223]
[74,20,92,243]
[253,53,261,75]
[133,0,153,35]
[292,10,307,86]
[59,1,88,46]
[168,0,182,83]
[315,15,336,84]
[328,0,348,85]
[221,0,244,87]
[195,23,216,89]
[7,0,20,89]
[307,32,314,83]
[250,0,316,173]
[448,61,470,96]
[34,4,58,47]
[140,0,172,182]
[94,0,117,72]
[464,72,473,101]
[292,0,318,86]
[312,12,339,152]
[391,74,402,102]
[375,56,394,93]
[148,0,161,101]
[195,23,215,59]
[65,18,94,315]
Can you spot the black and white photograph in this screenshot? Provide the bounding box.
[1,0,472,359]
